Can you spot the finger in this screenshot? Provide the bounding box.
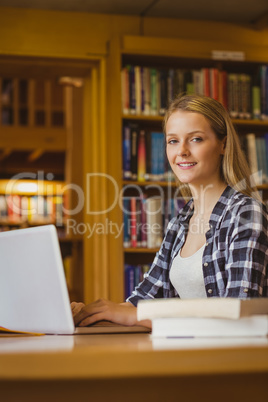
[73,303,109,325]
[71,302,84,317]
[78,312,108,327]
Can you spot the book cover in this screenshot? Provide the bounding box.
[137,297,268,321]
[0,326,44,337]
[151,316,268,338]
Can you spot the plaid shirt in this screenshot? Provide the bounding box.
[127,186,268,306]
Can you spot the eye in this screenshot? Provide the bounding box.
[167,139,178,145]
[192,137,203,143]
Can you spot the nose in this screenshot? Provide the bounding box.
[177,142,190,157]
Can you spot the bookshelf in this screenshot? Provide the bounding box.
[0,60,84,301]
[106,35,268,302]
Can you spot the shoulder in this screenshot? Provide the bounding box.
[217,186,267,232]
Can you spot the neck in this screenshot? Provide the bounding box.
[189,181,227,217]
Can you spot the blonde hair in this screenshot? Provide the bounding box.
[164,94,261,201]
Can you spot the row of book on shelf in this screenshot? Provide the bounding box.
[123,196,185,249]
[242,132,268,185]
[123,124,173,182]
[0,194,66,226]
[121,64,268,119]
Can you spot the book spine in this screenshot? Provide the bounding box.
[130,124,139,180]
[150,132,159,181]
[202,68,210,97]
[150,68,158,116]
[140,196,147,247]
[246,133,261,185]
[121,67,130,114]
[252,86,261,119]
[122,125,132,180]
[159,69,168,115]
[228,73,239,118]
[137,129,146,182]
[123,198,131,248]
[143,67,151,115]
[260,65,268,120]
[130,197,137,248]
[134,65,141,115]
[129,65,136,114]
[124,264,135,299]
[210,68,219,100]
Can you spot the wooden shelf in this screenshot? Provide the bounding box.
[123,114,268,128]
[124,248,159,253]
[123,180,177,187]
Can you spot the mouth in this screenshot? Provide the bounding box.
[177,162,197,168]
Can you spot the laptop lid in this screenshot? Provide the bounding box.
[0,225,75,334]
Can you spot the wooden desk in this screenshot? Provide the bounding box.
[0,333,268,402]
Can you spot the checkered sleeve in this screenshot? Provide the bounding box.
[126,217,180,306]
[223,199,268,297]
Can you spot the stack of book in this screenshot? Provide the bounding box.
[137,298,268,337]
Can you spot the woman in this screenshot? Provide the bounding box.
[72,94,268,328]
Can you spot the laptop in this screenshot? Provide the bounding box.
[0,225,150,335]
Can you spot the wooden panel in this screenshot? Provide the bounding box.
[0,127,66,151]
[122,35,268,62]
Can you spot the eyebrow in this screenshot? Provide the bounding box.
[166,130,205,137]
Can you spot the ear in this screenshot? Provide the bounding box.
[221,136,227,155]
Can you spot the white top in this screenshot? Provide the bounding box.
[169,244,207,298]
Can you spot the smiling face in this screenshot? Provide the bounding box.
[166,110,226,189]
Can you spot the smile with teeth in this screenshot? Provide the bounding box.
[177,162,197,167]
